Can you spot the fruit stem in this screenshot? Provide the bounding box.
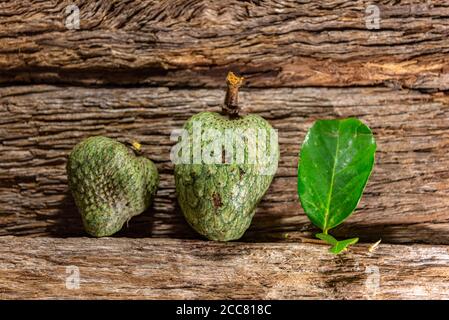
[131,141,141,152]
[223,71,244,118]
[126,140,142,155]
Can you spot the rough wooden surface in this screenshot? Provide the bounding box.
[0,0,448,89]
[1,85,448,243]
[0,236,448,299]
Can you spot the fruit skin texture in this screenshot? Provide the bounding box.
[174,112,279,241]
[67,136,159,237]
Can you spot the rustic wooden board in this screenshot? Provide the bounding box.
[1,85,448,243]
[0,236,448,299]
[0,0,448,89]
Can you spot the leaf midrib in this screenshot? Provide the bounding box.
[323,122,341,233]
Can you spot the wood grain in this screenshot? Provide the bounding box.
[1,85,448,243]
[0,0,448,89]
[0,236,448,299]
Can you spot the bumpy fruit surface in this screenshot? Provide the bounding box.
[174,72,279,241]
[67,136,159,237]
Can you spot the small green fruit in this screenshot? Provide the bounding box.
[174,72,279,241]
[67,136,159,237]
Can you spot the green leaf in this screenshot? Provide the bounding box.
[329,237,359,254]
[298,118,376,234]
[316,233,359,254]
[315,233,338,245]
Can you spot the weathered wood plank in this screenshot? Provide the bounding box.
[1,85,448,242]
[0,0,448,89]
[0,236,448,299]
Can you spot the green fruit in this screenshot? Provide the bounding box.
[67,136,159,237]
[174,72,279,241]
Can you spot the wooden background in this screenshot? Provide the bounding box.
[1,0,449,299]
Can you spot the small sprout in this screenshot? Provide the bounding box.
[316,233,359,254]
[368,239,382,253]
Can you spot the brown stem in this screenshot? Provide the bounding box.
[125,140,143,155]
[223,71,244,117]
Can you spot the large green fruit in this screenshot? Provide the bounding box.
[67,136,159,237]
[174,72,279,241]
